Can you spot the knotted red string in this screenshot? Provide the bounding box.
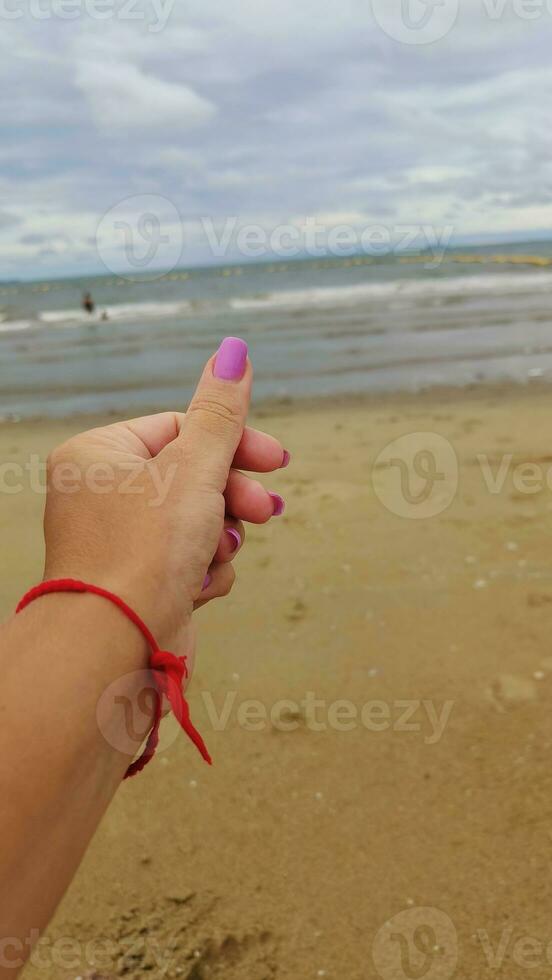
[16,579,212,778]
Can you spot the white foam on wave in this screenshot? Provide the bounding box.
[38,299,192,326]
[229,269,552,312]
[0,319,35,333]
[4,267,552,331]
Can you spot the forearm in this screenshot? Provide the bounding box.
[0,340,282,973]
[0,593,149,974]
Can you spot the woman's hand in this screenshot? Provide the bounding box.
[0,338,290,967]
[43,337,287,652]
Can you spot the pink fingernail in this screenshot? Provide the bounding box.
[226,528,241,552]
[280,450,291,469]
[202,573,212,590]
[213,337,248,381]
[269,492,285,517]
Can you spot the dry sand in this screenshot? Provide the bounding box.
[5,384,552,979]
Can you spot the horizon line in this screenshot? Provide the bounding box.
[4,231,552,285]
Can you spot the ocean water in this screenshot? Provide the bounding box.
[2,244,552,418]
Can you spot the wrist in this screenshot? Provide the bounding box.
[15,589,150,674]
[13,579,206,775]
[42,560,192,651]
[6,590,157,784]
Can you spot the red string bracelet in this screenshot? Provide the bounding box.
[16,579,212,779]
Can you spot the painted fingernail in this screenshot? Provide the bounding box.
[213,337,248,381]
[280,449,291,469]
[226,528,241,552]
[269,492,285,517]
[202,573,212,591]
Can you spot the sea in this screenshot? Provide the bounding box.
[2,243,552,418]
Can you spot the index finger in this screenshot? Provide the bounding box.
[233,427,289,472]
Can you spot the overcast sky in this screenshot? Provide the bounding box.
[2,0,552,280]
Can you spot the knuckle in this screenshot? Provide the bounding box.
[188,397,242,436]
[47,441,72,473]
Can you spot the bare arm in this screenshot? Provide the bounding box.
[0,339,287,975]
[0,593,147,969]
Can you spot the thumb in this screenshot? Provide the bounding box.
[178,336,251,490]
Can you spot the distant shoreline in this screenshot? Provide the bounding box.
[7,235,552,286]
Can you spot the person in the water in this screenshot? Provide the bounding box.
[82,291,95,315]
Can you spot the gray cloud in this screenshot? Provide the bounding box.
[1,0,552,277]
[0,211,22,230]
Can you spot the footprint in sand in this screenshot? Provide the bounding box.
[461,418,483,434]
[270,705,305,733]
[286,598,308,622]
[73,895,279,980]
[188,930,278,979]
[527,593,552,608]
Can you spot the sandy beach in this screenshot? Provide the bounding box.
[7,383,552,979]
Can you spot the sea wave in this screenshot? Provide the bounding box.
[38,300,192,326]
[229,269,552,312]
[0,299,196,332]
[0,319,36,333]
[2,266,552,331]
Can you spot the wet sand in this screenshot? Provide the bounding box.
[6,383,552,979]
